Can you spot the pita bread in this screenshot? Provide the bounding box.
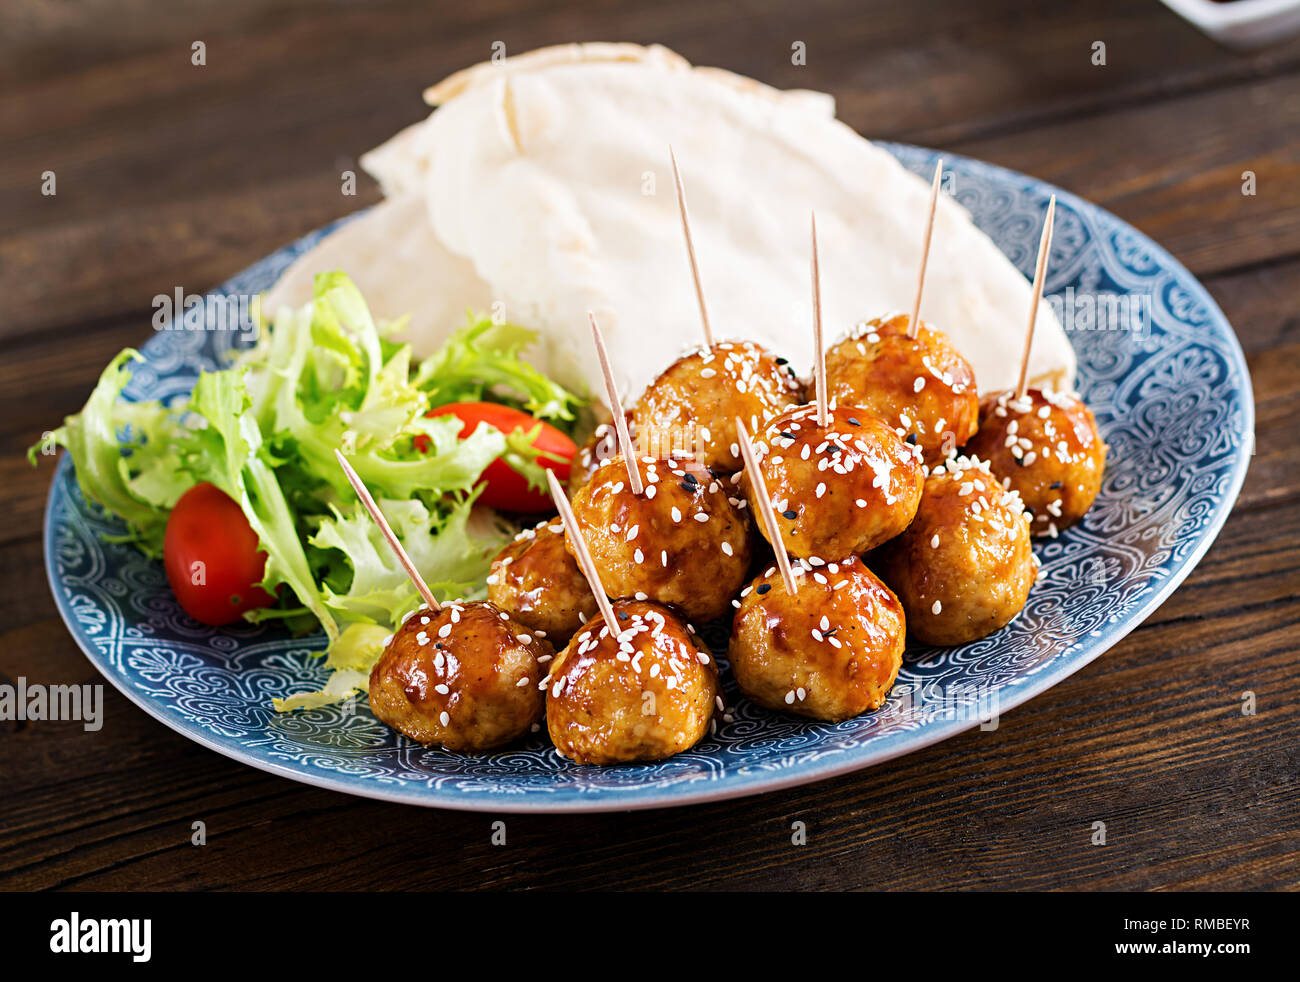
[261,193,494,348]
[407,54,1074,401]
[269,43,1074,410]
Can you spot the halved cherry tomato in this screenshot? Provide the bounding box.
[417,402,576,512]
[163,482,275,625]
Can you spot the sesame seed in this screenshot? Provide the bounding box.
[931,600,943,614]
[721,542,734,556]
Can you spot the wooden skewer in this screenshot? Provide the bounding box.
[1016,195,1056,400]
[735,418,797,596]
[668,145,714,348]
[588,311,643,495]
[810,210,829,428]
[907,158,944,340]
[334,448,441,613]
[545,469,618,630]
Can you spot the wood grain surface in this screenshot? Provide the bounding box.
[0,0,1296,891]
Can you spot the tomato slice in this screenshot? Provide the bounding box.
[418,402,576,512]
[163,482,276,625]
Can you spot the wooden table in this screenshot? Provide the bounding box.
[2,0,1296,891]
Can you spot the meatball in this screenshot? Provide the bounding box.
[825,313,979,466]
[730,555,905,721]
[632,340,803,474]
[962,388,1106,537]
[369,600,550,752]
[878,455,1037,645]
[743,403,924,560]
[487,518,595,645]
[568,414,627,495]
[568,455,752,622]
[546,599,719,764]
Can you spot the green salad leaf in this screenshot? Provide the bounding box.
[32,271,581,711]
[31,350,188,557]
[413,314,583,423]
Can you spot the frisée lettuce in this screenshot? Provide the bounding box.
[32,272,581,710]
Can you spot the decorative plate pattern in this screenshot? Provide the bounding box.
[43,145,1254,811]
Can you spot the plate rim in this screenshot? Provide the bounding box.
[42,143,1256,813]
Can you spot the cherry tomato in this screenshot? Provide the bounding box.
[417,402,576,512]
[163,482,276,625]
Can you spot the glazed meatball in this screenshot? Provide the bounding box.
[369,600,550,752]
[878,455,1037,646]
[632,340,803,474]
[963,388,1106,537]
[568,414,627,495]
[825,313,979,466]
[730,555,905,721]
[744,404,924,560]
[546,599,719,764]
[568,455,752,622]
[487,519,595,645]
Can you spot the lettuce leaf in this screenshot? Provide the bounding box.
[31,350,188,556]
[33,271,582,713]
[413,314,582,423]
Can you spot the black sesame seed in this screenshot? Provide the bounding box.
[905,433,918,445]
[1050,481,1063,489]
[780,430,796,440]
[824,628,838,637]
[782,509,797,519]
[775,357,788,365]
[617,610,629,621]
[756,583,772,594]
[680,482,695,493]
[847,417,861,426]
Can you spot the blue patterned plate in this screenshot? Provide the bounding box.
[43,145,1253,811]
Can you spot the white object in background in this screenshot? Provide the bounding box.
[1161,0,1300,48]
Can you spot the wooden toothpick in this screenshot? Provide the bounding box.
[735,418,797,596]
[669,146,714,348]
[588,311,643,495]
[334,448,441,613]
[1016,194,1056,400]
[810,210,828,428]
[908,158,943,340]
[545,469,618,630]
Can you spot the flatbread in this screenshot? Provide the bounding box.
[408,54,1074,402]
[261,193,494,349]
[268,43,1074,412]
